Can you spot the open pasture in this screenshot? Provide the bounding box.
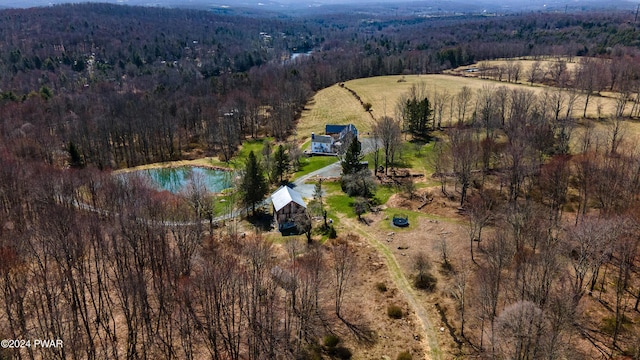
[296,73,633,148]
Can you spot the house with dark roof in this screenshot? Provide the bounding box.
[325,124,358,137]
[271,185,307,233]
[308,124,359,155]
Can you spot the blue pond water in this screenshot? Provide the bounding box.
[134,167,232,194]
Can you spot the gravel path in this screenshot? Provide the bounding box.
[290,160,341,198]
[291,137,379,199]
[343,217,442,360]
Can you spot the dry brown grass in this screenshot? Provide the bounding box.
[112,157,228,174]
[291,64,640,358]
[334,231,428,360]
[333,192,471,358]
[570,117,640,154]
[295,83,377,145]
[296,72,632,149]
[450,57,581,78]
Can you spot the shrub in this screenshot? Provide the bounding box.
[323,334,340,348]
[397,351,412,360]
[440,261,454,273]
[328,225,337,239]
[376,282,388,292]
[353,197,370,219]
[387,305,403,319]
[330,346,352,359]
[296,347,322,360]
[341,169,376,197]
[601,315,631,335]
[414,273,437,291]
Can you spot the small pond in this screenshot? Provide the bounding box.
[128,166,233,194]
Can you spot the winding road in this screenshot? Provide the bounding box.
[289,160,341,198]
[292,137,442,359]
[291,137,379,199]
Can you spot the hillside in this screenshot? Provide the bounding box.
[296,58,640,358]
[297,71,630,145]
[1,4,640,360]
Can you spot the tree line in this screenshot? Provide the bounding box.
[1,3,640,358]
[2,5,640,169]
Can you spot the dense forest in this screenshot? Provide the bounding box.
[2,3,640,359]
[2,4,640,168]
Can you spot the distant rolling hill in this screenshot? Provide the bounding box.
[0,0,637,14]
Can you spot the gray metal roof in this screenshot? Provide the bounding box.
[313,135,333,144]
[271,186,307,212]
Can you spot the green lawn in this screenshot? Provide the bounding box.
[211,191,237,217]
[379,209,422,232]
[222,138,272,169]
[364,137,438,177]
[324,182,357,218]
[236,139,338,181]
[373,184,395,205]
[291,155,339,181]
[324,181,396,219]
[396,139,436,174]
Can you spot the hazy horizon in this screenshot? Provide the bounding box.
[0,0,637,12]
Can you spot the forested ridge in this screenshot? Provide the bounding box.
[2,3,640,359]
[1,4,640,168]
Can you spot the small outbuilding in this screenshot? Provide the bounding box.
[271,185,307,233]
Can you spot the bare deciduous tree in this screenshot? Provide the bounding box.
[431,89,450,130]
[429,139,451,196]
[576,57,608,118]
[538,155,571,224]
[373,116,402,176]
[527,60,543,85]
[465,191,495,262]
[449,127,477,206]
[451,262,470,337]
[331,236,356,321]
[495,301,546,360]
[455,86,473,126]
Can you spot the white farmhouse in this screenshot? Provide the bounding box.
[310,132,334,154]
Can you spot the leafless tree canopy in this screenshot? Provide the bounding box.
[0,165,373,359]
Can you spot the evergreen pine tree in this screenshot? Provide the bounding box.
[341,135,362,175]
[68,141,84,168]
[272,144,289,184]
[405,97,432,137]
[241,150,268,216]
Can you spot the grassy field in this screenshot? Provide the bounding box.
[291,155,338,181]
[447,57,581,79]
[126,65,639,173]
[295,72,633,148]
[296,84,377,146]
[323,181,395,218]
[297,65,640,358]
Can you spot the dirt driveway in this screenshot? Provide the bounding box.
[334,191,471,359]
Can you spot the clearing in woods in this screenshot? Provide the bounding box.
[294,63,640,358]
[295,72,635,148]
